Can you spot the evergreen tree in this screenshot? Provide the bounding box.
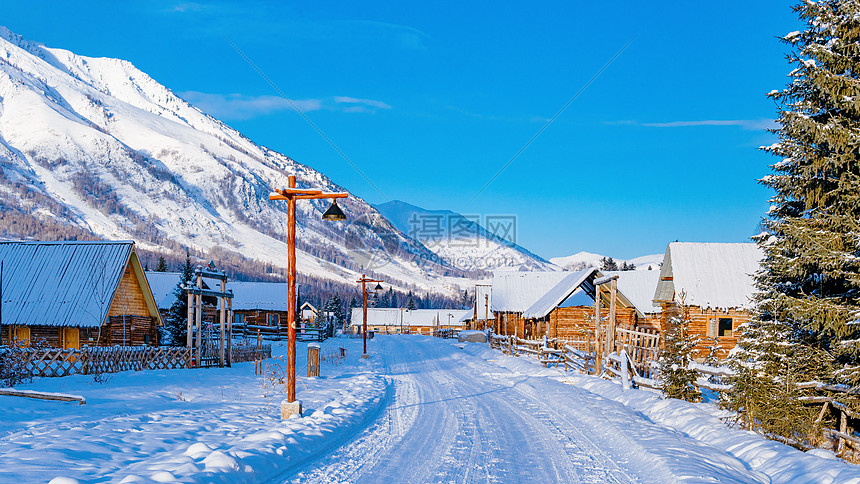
[658,296,702,403]
[163,253,194,346]
[727,0,860,443]
[600,257,618,271]
[406,291,417,310]
[155,256,168,272]
[326,294,344,327]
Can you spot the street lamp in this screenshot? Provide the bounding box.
[357,274,383,358]
[270,175,348,406]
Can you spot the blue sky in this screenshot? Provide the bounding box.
[3,1,802,260]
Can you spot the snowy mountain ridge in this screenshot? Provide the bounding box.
[0,27,472,296]
[549,251,663,271]
[374,200,558,272]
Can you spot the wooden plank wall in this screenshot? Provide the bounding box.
[233,309,289,328]
[108,266,154,318]
[659,303,750,360]
[100,316,158,346]
[493,307,636,339]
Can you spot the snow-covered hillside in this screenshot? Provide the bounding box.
[0,27,472,296]
[374,200,557,272]
[550,251,663,271]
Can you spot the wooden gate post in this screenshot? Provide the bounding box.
[195,269,203,367]
[607,278,617,356]
[308,343,320,377]
[227,296,233,367]
[594,284,602,375]
[186,286,193,368]
[219,277,226,368]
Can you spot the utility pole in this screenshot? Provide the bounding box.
[270,175,348,407]
[357,274,382,357]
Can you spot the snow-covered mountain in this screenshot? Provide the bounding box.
[0,27,472,296]
[550,251,663,271]
[374,200,558,272]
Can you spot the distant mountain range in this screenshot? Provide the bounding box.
[0,26,476,298]
[374,200,557,272]
[549,251,663,271]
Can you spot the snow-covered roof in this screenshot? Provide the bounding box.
[653,242,763,310]
[350,308,472,327]
[0,240,145,327]
[491,271,571,313]
[604,270,662,315]
[145,272,182,309]
[459,309,495,322]
[522,268,598,319]
[230,282,289,311]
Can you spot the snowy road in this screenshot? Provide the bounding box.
[284,337,759,483]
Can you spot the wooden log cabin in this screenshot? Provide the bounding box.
[350,308,471,335]
[507,268,644,340]
[652,242,763,360]
[229,281,290,336]
[0,240,162,348]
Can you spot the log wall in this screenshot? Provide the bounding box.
[659,303,750,360]
[493,307,637,339]
[108,266,153,318]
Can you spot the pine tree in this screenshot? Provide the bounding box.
[155,256,168,272]
[658,295,702,403]
[601,257,618,271]
[727,0,860,443]
[163,253,194,346]
[406,291,416,310]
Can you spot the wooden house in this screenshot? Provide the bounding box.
[350,308,471,335]
[0,240,162,348]
[652,242,763,360]
[229,281,289,333]
[301,302,318,324]
[516,268,644,339]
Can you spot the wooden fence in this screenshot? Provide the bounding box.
[0,343,272,379]
[433,329,460,339]
[485,331,860,456]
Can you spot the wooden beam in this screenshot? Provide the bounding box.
[0,389,85,404]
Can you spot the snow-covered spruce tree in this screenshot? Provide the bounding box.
[163,254,195,346]
[658,296,702,402]
[727,0,860,443]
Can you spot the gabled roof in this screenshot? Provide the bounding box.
[0,240,157,327]
[491,271,571,313]
[301,302,318,312]
[653,242,763,310]
[350,308,472,327]
[522,268,599,319]
[521,268,642,320]
[603,270,662,315]
[230,281,288,311]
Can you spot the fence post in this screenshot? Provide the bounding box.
[308,343,320,377]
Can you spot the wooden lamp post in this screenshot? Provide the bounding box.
[357,275,383,357]
[270,175,347,406]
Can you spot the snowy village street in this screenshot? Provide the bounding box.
[3,336,860,483]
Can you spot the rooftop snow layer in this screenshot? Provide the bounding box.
[604,270,662,315]
[521,268,597,319]
[350,308,472,327]
[0,240,133,327]
[491,271,571,313]
[655,242,763,310]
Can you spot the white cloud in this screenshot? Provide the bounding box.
[179,91,390,120]
[640,119,776,130]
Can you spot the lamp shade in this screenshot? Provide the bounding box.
[322,200,347,221]
[374,283,383,292]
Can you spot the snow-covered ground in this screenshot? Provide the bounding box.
[1,336,858,483]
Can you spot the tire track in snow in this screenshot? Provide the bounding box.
[283,337,641,483]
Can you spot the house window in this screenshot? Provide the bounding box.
[718,318,733,337]
[234,313,245,326]
[267,313,279,327]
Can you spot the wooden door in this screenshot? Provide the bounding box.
[15,326,30,346]
[63,327,80,350]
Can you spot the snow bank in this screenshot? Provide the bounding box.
[465,343,860,483]
[0,338,388,483]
